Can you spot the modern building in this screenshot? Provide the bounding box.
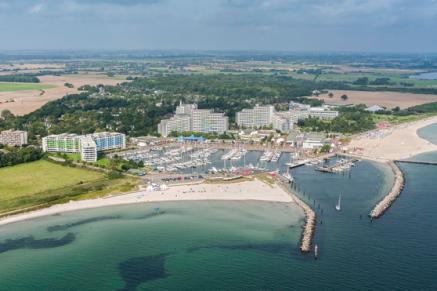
[42,132,126,162]
[309,107,339,120]
[158,115,191,137]
[42,134,81,153]
[158,102,229,136]
[0,129,28,147]
[88,132,126,151]
[272,112,294,133]
[79,136,98,163]
[302,133,331,150]
[191,109,228,134]
[236,105,274,128]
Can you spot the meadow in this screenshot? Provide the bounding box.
[0,160,138,216]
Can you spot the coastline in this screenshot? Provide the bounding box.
[349,115,437,160]
[0,179,296,227]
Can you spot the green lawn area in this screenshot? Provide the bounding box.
[372,113,436,125]
[0,82,56,92]
[0,160,138,216]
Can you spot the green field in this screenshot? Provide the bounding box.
[0,160,138,216]
[0,82,56,92]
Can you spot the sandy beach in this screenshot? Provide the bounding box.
[349,116,437,160]
[0,179,293,227]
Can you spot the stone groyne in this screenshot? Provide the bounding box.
[370,161,405,219]
[277,180,316,253]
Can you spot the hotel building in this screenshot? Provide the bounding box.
[0,129,28,147]
[236,105,274,128]
[42,132,126,162]
[157,102,229,137]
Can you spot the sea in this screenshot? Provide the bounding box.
[1,127,437,290]
[409,72,437,80]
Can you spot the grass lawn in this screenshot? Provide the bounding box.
[373,113,436,125]
[0,160,138,216]
[0,82,56,92]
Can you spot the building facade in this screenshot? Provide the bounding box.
[236,105,274,128]
[272,113,294,133]
[42,132,126,162]
[158,115,191,137]
[0,130,28,147]
[158,102,229,136]
[309,108,339,120]
[191,109,228,134]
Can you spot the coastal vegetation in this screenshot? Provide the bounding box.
[0,146,43,168]
[0,160,138,217]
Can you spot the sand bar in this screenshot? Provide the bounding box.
[0,179,293,227]
[349,115,437,160]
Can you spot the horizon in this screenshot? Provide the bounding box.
[1,0,437,53]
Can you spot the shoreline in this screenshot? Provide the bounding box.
[349,115,437,160]
[0,179,297,227]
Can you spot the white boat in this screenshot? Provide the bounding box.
[335,194,342,211]
[314,244,319,259]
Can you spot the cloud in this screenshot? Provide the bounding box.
[28,3,45,14]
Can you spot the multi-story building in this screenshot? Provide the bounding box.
[191,109,228,134]
[42,132,126,162]
[79,136,98,163]
[42,134,81,153]
[236,105,274,128]
[157,102,229,136]
[88,132,126,151]
[272,112,294,133]
[309,108,339,120]
[158,115,191,137]
[0,129,28,147]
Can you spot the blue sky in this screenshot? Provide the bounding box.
[1,0,437,52]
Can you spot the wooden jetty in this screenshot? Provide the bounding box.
[369,161,405,219]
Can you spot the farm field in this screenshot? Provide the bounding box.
[0,160,137,216]
[314,90,437,109]
[0,74,127,115]
[0,82,55,92]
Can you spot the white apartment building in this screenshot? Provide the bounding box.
[42,132,126,162]
[191,109,229,134]
[158,115,191,137]
[157,102,229,136]
[0,129,28,147]
[236,105,274,128]
[309,108,339,120]
[79,136,98,163]
[272,113,294,133]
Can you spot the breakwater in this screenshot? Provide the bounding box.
[370,161,405,219]
[277,178,316,253]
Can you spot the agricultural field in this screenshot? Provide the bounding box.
[0,73,127,115]
[313,90,437,109]
[0,82,55,92]
[0,160,138,216]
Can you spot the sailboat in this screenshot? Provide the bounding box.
[335,194,342,211]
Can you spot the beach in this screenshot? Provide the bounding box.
[349,116,437,160]
[0,179,293,227]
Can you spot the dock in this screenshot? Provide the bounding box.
[369,161,405,219]
[277,178,316,253]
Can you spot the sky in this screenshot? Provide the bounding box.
[1,0,437,52]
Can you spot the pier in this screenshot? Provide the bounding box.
[395,160,437,166]
[277,178,316,253]
[369,161,405,219]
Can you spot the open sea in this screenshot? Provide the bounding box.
[1,126,437,290]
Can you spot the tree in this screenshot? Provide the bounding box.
[341,94,348,101]
[328,92,334,98]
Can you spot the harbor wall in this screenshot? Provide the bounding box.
[277,179,316,253]
[369,161,405,219]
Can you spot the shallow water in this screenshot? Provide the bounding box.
[2,129,437,289]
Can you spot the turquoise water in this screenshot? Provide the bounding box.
[2,130,437,289]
